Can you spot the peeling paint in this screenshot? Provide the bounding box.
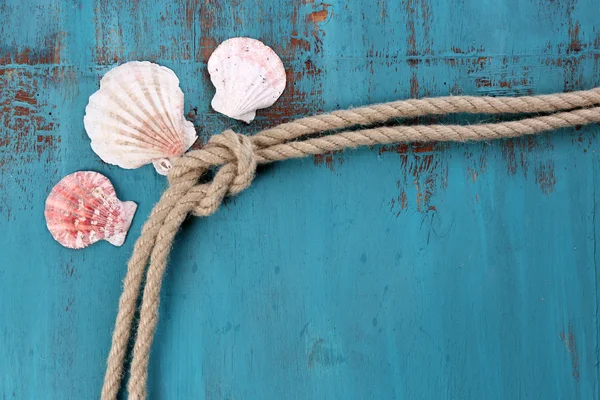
[500,137,549,177]
[404,0,432,57]
[198,2,222,63]
[560,324,580,382]
[0,68,61,218]
[0,32,64,66]
[94,1,126,64]
[304,3,332,54]
[534,160,557,195]
[313,151,344,171]
[307,9,330,24]
[257,2,326,125]
[384,143,447,216]
[289,37,311,53]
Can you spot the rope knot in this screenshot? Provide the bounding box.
[209,129,257,195]
[167,130,257,217]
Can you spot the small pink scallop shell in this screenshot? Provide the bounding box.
[44,171,137,249]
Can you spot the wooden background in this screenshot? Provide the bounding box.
[1,0,600,398]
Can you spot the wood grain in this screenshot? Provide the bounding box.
[1,0,599,398]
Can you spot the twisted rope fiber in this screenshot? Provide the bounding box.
[101,89,600,400]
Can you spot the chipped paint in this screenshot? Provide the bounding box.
[464,145,489,183]
[535,160,557,195]
[0,32,64,66]
[409,0,432,55]
[198,2,222,63]
[383,143,447,216]
[500,137,551,177]
[94,1,126,64]
[307,9,330,24]
[199,36,218,63]
[0,68,61,218]
[289,37,311,53]
[560,324,580,382]
[313,151,344,171]
[257,2,326,125]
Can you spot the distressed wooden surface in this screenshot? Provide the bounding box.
[1,0,600,398]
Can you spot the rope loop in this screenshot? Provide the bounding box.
[168,130,257,203]
[211,130,257,196]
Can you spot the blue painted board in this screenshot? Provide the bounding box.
[1,0,599,398]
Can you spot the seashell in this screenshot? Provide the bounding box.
[44,171,137,249]
[208,37,286,123]
[84,61,197,175]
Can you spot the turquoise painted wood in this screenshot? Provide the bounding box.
[1,0,599,398]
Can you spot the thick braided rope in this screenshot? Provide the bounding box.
[252,87,600,147]
[102,91,600,400]
[101,132,251,399]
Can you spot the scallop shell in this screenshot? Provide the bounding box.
[208,37,286,123]
[84,61,197,175]
[44,171,137,249]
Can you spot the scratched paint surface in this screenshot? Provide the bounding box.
[1,0,599,398]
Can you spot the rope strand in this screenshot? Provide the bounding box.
[101,89,600,400]
[252,87,600,147]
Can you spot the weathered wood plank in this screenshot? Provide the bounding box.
[1,0,599,398]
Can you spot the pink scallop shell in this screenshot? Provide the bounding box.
[44,171,137,249]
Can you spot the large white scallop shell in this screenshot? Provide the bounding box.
[208,37,286,123]
[84,61,197,175]
[44,171,137,249]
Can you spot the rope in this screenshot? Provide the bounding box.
[101,89,600,399]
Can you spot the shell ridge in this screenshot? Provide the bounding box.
[87,104,177,153]
[150,70,186,151]
[89,144,158,170]
[89,91,176,153]
[151,81,185,154]
[89,117,175,155]
[228,61,258,115]
[241,64,285,110]
[90,86,168,139]
[87,117,175,152]
[47,173,113,214]
[136,68,182,150]
[235,70,273,115]
[108,74,180,150]
[69,174,121,221]
[153,67,194,150]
